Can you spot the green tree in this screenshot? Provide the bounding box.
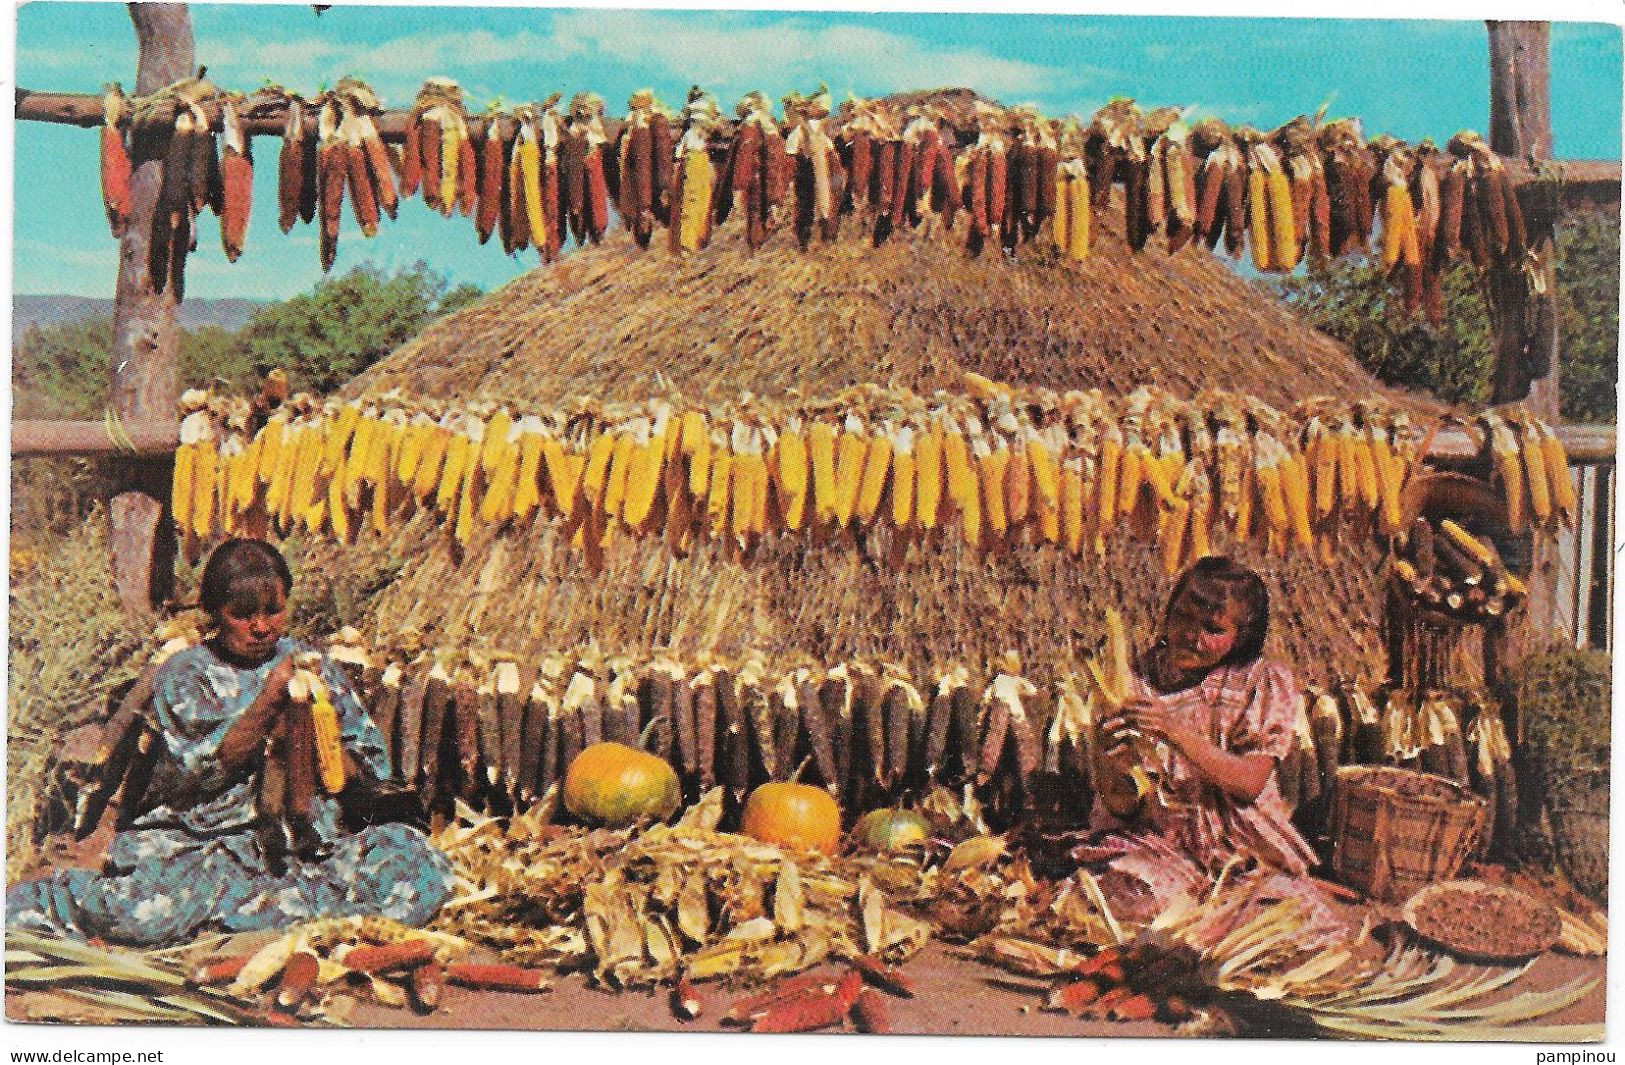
[1270,214,1619,424]
[233,262,479,394]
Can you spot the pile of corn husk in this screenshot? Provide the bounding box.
[427,786,1118,988]
[5,929,266,1026]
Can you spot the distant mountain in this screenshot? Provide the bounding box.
[12,295,265,338]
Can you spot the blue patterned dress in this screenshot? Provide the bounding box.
[6,638,454,946]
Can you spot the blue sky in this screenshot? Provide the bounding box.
[13,4,1623,300]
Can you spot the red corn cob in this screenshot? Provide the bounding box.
[723,971,841,1023]
[851,988,891,1033]
[977,695,1010,783]
[933,141,959,226]
[191,952,255,986]
[851,954,915,998]
[339,939,438,974]
[671,975,704,1020]
[400,110,422,197]
[360,117,398,221]
[276,950,320,1009]
[418,112,443,211]
[891,139,915,229]
[1079,985,1134,1020]
[846,129,872,212]
[1045,978,1105,1013]
[965,151,988,237]
[873,139,896,217]
[218,107,253,262]
[750,971,862,1033]
[318,141,345,271]
[476,123,503,246]
[345,137,379,238]
[444,963,551,992]
[277,100,304,233]
[408,960,444,1014]
[1107,992,1158,1022]
[101,127,132,238]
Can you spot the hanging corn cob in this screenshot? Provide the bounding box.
[99,83,133,238]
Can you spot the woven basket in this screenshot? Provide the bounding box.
[1549,768,1610,903]
[1329,765,1488,903]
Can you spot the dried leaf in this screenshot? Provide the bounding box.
[944,834,1006,872]
[677,870,711,945]
[774,860,805,934]
[678,787,725,830]
[857,876,887,955]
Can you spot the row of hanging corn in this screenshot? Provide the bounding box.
[170,377,1572,570]
[102,73,1529,310]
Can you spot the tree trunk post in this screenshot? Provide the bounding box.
[109,2,192,614]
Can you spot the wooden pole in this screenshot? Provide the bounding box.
[109,2,192,615]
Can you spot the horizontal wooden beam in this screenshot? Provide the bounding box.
[1427,422,1616,463]
[16,87,1623,203]
[12,419,179,458]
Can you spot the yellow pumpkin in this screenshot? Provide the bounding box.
[563,742,680,827]
[851,808,930,853]
[740,782,842,855]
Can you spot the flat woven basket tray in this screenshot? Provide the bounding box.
[1402,879,1562,963]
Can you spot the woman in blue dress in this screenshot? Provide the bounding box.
[7,539,453,946]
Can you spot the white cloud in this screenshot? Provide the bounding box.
[545,10,1062,99]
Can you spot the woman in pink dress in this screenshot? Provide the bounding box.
[1075,556,1321,923]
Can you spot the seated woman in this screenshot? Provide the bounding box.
[7,538,453,946]
[1074,556,1320,923]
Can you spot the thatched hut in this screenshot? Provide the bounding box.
[307,197,1426,689]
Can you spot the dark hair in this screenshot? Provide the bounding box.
[198,538,293,616]
[1163,556,1269,668]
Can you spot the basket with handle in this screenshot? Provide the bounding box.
[1329,765,1488,903]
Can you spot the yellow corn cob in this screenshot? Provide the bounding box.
[290,422,324,524]
[436,431,471,514]
[680,410,710,493]
[708,440,733,538]
[1061,457,1085,554]
[481,410,514,475]
[1352,428,1379,512]
[1116,436,1146,523]
[310,687,345,793]
[342,414,376,507]
[624,432,664,533]
[230,432,260,512]
[1069,168,1091,259]
[395,417,428,486]
[1027,435,1060,514]
[480,423,522,525]
[1308,421,1336,520]
[855,430,893,526]
[978,438,1010,539]
[915,424,943,530]
[581,428,617,512]
[256,413,286,487]
[263,420,295,525]
[366,415,398,491]
[604,429,637,520]
[1487,417,1525,535]
[942,423,974,514]
[407,425,445,501]
[553,445,587,523]
[1541,424,1578,522]
[891,427,916,530]
[1255,437,1289,546]
[1267,165,1296,271]
[323,403,361,475]
[1248,164,1272,272]
[776,424,809,531]
[1281,445,1313,550]
[730,425,760,539]
[1439,519,1498,568]
[1097,426,1122,530]
[749,438,770,535]
[1234,462,1254,544]
[512,425,546,523]
[440,113,460,217]
[808,420,838,525]
[833,416,868,528]
[1371,425,1405,535]
[679,146,715,252]
[1004,441,1030,528]
[172,441,196,534]
[1521,421,1552,524]
[519,122,547,249]
[1381,179,1413,271]
[1143,435,1181,509]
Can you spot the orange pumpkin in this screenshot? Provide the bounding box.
[740,782,842,854]
[851,808,930,853]
[563,742,680,827]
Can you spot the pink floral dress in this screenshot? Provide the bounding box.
[1073,656,1319,923]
